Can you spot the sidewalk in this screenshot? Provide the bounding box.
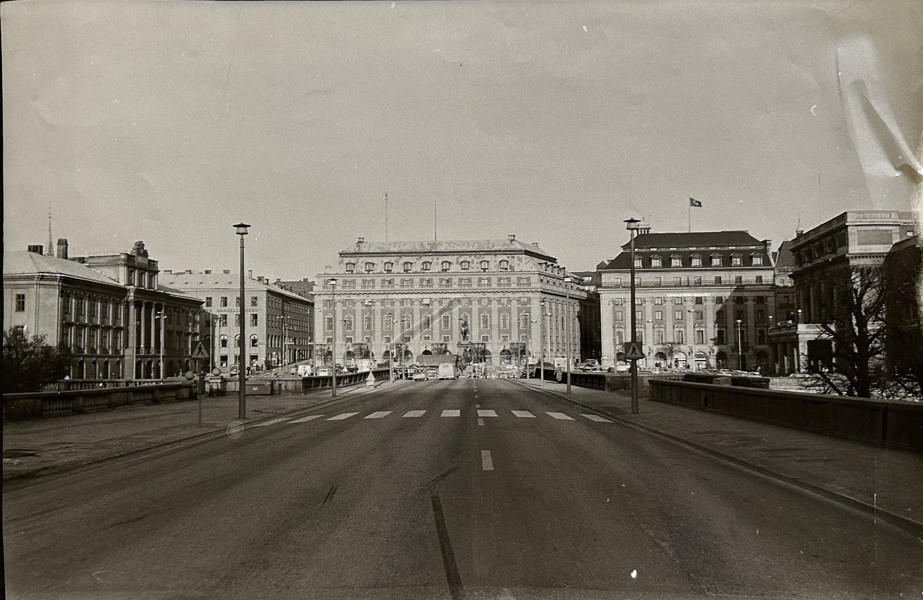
[2,380,386,482]
[519,377,923,537]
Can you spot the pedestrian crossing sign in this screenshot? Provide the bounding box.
[623,342,644,360]
[191,342,209,359]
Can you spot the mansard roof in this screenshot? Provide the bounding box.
[599,230,771,270]
[160,271,312,302]
[3,251,120,286]
[339,239,555,261]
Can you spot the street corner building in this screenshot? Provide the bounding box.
[314,235,587,370]
[596,229,776,372]
[3,241,203,380]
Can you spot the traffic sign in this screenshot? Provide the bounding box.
[191,342,209,359]
[623,342,644,360]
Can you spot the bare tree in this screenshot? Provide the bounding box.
[806,265,886,398]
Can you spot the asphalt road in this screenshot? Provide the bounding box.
[4,378,922,599]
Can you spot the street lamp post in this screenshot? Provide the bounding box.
[539,300,546,387]
[625,217,641,415]
[736,318,743,371]
[387,314,395,384]
[155,307,165,379]
[564,276,573,394]
[234,222,250,420]
[522,312,531,379]
[329,278,338,397]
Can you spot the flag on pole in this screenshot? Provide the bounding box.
[689,198,702,207]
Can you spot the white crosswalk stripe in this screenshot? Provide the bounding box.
[581,414,613,423]
[364,411,392,419]
[477,409,498,417]
[327,412,359,421]
[441,409,461,417]
[511,410,536,418]
[289,415,323,423]
[546,412,575,420]
[402,410,426,418]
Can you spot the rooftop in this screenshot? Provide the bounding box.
[3,251,120,286]
[339,238,556,260]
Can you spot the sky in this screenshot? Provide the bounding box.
[3,0,922,281]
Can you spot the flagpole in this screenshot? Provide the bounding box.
[688,202,691,233]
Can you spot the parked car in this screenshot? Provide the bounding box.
[316,367,331,377]
[412,370,428,381]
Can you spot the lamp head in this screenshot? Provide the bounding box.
[328,278,338,286]
[624,217,640,231]
[234,223,250,236]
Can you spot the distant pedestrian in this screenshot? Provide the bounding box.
[554,366,562,382]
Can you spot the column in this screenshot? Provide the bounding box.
[412,299,422,355]
[490,298,500,360]
[140,301,148,355]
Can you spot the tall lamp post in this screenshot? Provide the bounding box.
[521,312,531,379]
[234,222,250,419]
[387,314,395,384]
[736,318,743,371]
[329,278,338,397]
[539,300,545,387]
[155,307,165,379]
[564,276,573,394]
[625,217,642,415]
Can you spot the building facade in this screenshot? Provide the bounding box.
[314,236,586,369]
[161,270,315,372]
[597,230,776,372]
[3,241,203,380]
[767,210,917,376]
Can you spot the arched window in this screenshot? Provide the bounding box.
[250,335,259,348]
[480,313,490,329]
[421,261,432,271]
[499,259,510,271]
[384,262,394,272]
[364,262,375,272]
[403,261,413,272]
[344,316,354,331]
[500,313,510,329]
[670,255,682,267]
[690,254,702,267]
[345,262,356,273]
[441,261,451,271]
[710,254,722,267]
[461,260,471,271]
[220,335,228,348]
[480,260,490,271]
[650,255,662,268]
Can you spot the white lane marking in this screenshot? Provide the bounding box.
[365,411,392,419]
[511,410,536,418]
[481,450,494,471]
[441,409,461,417]
[289,415,323,423]
[255,418,289,427]
[327,412,359,421]
[581,414,613,423]
[478,418,485,426]
[477,409,498,417]
[546,412,575,420]
[402,410,426,418]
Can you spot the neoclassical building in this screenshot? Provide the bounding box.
[3,241,203,380]
[314,236,586,368]
[597,230,776,371]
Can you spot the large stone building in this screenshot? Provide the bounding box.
[597,230,776,371]
[161,270,314,372]
[314,236,586,369]
[767,210,917,377]
[3,241,203,380]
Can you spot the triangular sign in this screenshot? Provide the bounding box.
[623,342,644,360]
[191,342,209,359]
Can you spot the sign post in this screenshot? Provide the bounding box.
[191,343,210,427]
[623,341,644,414]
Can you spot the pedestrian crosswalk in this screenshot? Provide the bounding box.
[259,409,614,427]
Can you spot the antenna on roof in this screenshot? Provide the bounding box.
[47,204,54,258]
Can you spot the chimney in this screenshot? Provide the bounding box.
[763,239,771,256]
[223,269,230,274]
[27,245,44,255]
[248,269,253,279]
[56,238,69,259]
[508,234,516,242]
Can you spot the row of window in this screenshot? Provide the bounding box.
[611,275,765,287]
[325,312,542,332]
[126,268,158,289]
[205,295,259,308]
[334,276,532,290]
[612,327,768,346]
[344,259,514,274]
[635,253,765,268]
[614,306,770,322]
[611,295,767,306]
[325,334,531,345]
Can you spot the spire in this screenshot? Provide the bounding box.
[47,205,54,258]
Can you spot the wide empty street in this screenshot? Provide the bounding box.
[4,379,922,599]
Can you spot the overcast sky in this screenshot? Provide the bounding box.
[3,0,921,281]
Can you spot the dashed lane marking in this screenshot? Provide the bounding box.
[403,410,426,418]
[255,418,289,427]
[289,415,324,423]
[327,412,359,421]
[441,409,461,418]
[581,414,613,423]
[477,409,498,417]
[511,410,536,418]
[365,411,392,419]
[546,412,575,421]
[481,450,494,471]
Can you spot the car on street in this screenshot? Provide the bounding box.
[412,370,428,381]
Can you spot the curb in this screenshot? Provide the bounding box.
[3,380,394,488]
[513,380,923,539]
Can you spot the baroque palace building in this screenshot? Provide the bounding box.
[3,241,203,380]
[314,236,586,368]
[597,229,776,372]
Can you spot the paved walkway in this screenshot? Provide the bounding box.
[4,377,922,537]
[519,377,923,537]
